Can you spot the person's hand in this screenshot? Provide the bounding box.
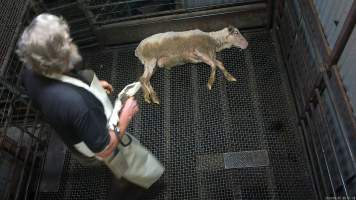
[119,97,139,134]
[100,80,113,94]
[96,129,118,159]
[96,98,138,159]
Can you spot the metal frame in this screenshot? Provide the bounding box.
[82,0,265,25]
[31,0,271,47]
[0,0,354,199]
[0,81,50,200]
[274,0,356,198]
[0,1,51,199]
[96,3,268,45]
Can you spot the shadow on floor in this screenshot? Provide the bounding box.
[108,178,164,200]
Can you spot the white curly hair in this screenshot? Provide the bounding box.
[16,13,82,74]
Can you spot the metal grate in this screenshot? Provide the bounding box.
[38,152,113,200]
[0,0,30,75]
[242,31,316,200]
[223,150,269,169]
[0,2,51,199]
[0,81,50,200]
[38,31,317,200]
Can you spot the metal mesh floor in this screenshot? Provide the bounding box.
[38,31,317,200]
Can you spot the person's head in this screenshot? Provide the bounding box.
[16,13,82,75]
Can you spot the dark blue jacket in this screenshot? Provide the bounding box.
[22,68,110,157]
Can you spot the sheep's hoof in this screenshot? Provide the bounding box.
[225,74,237,82]
[144,96,151,104]
[151,95,160,105]
[152,99,160,105]
[207,84,213,90]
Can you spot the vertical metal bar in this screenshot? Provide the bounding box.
[306,108,334,196]
[13,98,32,200]
[299,120,324,199]
[311,95,337,197]
[24,125,44,200]
[316,90,349,197]
[2,95,17,200]
[323,71,356,164]
[14,137,33,200]
[2,77,33,200]
[33,124,49,200]
[3,51,13,80]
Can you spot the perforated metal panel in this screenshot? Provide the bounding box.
[223,150,269,169]
[38,31,317,200]
[0,0,29,75]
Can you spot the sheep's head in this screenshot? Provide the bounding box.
[225,26,248,49]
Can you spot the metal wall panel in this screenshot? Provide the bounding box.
[274,0,326,115]
[313,0,353,48]
[338,26,356,117]
[0,0,29,75]
[301,77,356,198]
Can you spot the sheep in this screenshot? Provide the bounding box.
[135,25,248,104]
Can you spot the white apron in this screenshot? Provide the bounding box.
[45,72,164,189]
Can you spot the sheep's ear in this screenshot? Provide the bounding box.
[227,25,235,34]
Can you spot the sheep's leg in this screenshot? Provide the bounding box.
[215,60,237,82]
[140,68,153,104]
[193,50,217,90]
[207,66,217,90]
[140,59,160,104]
[149,83,160,105]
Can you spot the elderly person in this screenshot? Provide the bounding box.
[16,13,139,164]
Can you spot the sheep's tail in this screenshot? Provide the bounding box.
[134,47,140,58]
[135,46,146,65]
